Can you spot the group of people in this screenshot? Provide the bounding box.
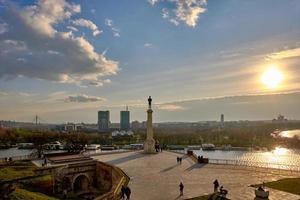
[197,155,204,163]
[154,140,163,152]
[213,179,228,198]
[3,157,13,164]
[121,186,131,200]
[176,156,183,164]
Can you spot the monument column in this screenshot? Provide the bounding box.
[144,96,156,153]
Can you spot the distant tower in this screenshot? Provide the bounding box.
[98,111,110,132]
[120,106,130,131]
[220,114,224,127]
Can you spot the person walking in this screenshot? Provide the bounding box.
[121,186,126,200]
[125,186,131,200]
[213,179,219,192]
[179,182,184,196]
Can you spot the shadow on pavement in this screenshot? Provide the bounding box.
[106,152,147,165]
[174,194,183,200]
[185,163,206,171]
[160,163,181,173]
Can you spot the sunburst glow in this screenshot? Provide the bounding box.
[261,66,284,89]
[273,147,289,155]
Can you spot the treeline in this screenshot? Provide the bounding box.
[1,122,300,149]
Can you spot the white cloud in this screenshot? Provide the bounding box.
[162,8,169,19]
[149,0,207,27]
[144,43,153,47]
[157,104,185,111]
[0,22,8,34]
[66,25,78,32]
[148,0,159,6]
[169,18,180,26]
[175,0,206,27]
[105,18,113,27]
[0,0,118,87]
[19,0,80,37]
[65,94,106,103]
[72,18,102,36]
[105,18,120,37]
[266,47,300,60]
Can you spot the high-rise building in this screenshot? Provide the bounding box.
[98,111,110,131]
[220,114,224,126]
[120,107,130,131]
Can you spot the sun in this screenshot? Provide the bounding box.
[261,66,284,89]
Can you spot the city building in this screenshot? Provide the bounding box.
[98,111,110,131]
[112,130,134,137]
[120,107,130,131]
[220,114,225,127]
[64,123,82,132]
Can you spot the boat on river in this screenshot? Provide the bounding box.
[86,144,101,150]
[202,143,215,150]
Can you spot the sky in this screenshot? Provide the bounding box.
[0,0,300,123]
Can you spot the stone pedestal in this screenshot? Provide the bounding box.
[144,108,156,153]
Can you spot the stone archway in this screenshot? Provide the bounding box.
[72,174,90,193]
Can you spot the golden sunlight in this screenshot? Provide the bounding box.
[261,66,284,89]
[273,147,289,155]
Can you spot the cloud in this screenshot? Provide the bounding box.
[0,91,8,96]
[66,25,78,32]
[148,0,159,6]
[65,94,106,103]
[169,18,180,26]
[157,104,185,111]
[144,43,153,47]
[0,90,36,97]
[105,18,113,27]
[175,0,206,27]
[266,47,300,60]
[105,18,120,37]
[0,0,118,87]
[0,22,8,34]
[149,0,207,27]
[72,18,102,36]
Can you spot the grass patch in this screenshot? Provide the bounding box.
[0,167,35,180]
[253,178,300,195]
[0,160,37,181]
[9,188,58,200]
[21,175,53,195]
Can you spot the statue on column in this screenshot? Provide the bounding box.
[148,96,152,109]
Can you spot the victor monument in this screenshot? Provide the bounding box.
[144,96,156,153]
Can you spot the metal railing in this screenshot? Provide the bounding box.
[207,158,300,172]
[180,150,300,173]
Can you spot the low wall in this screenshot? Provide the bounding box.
[95,161,130,200]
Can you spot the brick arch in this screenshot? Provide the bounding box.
[72,173,91,193]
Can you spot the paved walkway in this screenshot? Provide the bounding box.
[92,151,300,200]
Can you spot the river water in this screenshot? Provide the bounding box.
[278,129,300,139]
